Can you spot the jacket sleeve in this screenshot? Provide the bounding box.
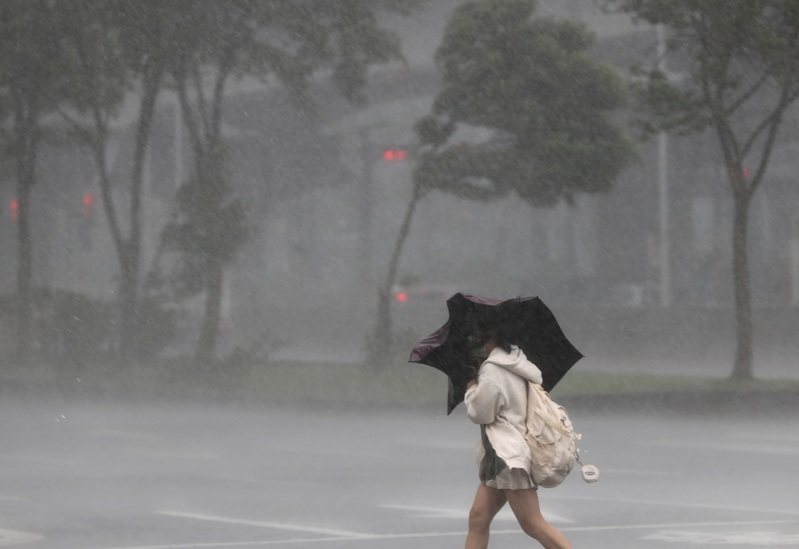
[464,377,506,425]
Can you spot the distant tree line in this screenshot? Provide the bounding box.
[2,0,796,385]
[0,0,421,372]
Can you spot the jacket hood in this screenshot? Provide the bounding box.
[484,345,543,385]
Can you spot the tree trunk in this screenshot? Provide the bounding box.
[14,181,34,364]
[196,259,223,365]
[118,246,139,357]
[371,186,422,359]
[12,98,38,365]
[118,71,162,359]
[179,63,232,366]
[373,292,393,358]
[730,190,753,380]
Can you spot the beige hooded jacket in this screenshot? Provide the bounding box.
[464,345,543,471]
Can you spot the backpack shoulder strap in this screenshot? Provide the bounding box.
[526,381,571,434]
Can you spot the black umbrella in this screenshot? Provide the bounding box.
[409,293,583,414]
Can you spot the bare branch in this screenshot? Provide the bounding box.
[66,22,126,256]
[175,67,205,160]
[208,49,234,146]
[741,104,783,160]
[748,84,798,196]
[56,106,92,143]
[724,67,773,117]
[191,63,210,140]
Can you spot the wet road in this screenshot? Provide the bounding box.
[2,396,799,548]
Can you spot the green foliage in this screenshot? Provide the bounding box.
[2,0,423,365]
[164,0,416,109]
[129,296,179,359]
[629,68,708,136]
[34,289,114,365]
[414,115,454,149]
[0,0,70,107]
[416,0,632,207]
[302,0,423,104]
[611,0,799,142]
[110,0,187,75]
[0,1,81,363]
[160,145,248,301]
[57,1,127,124]
[159,0,422,361]
[0,288,176,368]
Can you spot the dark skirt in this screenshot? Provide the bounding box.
[478,426,536,490]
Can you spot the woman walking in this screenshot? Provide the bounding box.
[463,320,571,549]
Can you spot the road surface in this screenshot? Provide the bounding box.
[1,396,798,548]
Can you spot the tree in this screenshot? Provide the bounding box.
[161,1,257,365]
[371,0,632,354]
[0,0,70,363]
[58,0,188,360]
[161,0,421,363]
[610,0,799,380]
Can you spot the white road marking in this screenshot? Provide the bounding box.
[381,503,573,523]
[732,433,799,443]
[381,503,469,519]
[209,475,317,488]
[601,467,679,477]
[158,511,373,538]
[0,455,69,466]
[88,429,162,442]
[559,519,799,533]
[0,528,44,546]
[102,519,799,549]
[547,494,799,517]
[139,451,218,461]
[209,475,271,486]
[642,528,799,545]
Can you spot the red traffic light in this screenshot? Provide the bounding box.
[394,291,408,303]
[82,192,95,218]
[382,148,408,161]
[10,198,19,222]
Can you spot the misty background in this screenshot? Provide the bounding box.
[0,0,797,395]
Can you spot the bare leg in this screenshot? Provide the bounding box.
[504,488,571,549]
[465,483,507,549]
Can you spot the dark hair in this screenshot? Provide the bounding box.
[464,307,513,355]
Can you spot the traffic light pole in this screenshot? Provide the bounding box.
[358,128,374,286]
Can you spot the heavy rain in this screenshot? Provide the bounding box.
[0,1,798,547]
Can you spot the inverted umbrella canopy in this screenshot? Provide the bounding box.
[409,293,583,414]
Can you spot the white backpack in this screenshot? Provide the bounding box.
[524,382,583,488]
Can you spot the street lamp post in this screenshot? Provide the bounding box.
[657,25,672,308]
